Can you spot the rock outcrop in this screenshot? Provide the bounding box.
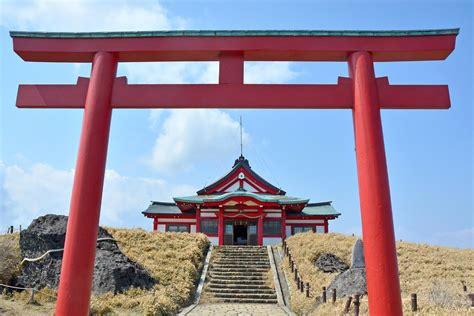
[315,253,349,273]
[17,214,156,294]
[326,239,367,298]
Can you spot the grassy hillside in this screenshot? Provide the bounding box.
[282,232,474,315]
[0,229,210,315]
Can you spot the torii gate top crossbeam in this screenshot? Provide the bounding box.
[10,29,458,110]
[11,29,458,62]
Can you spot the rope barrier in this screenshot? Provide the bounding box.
[21,237,116,265]
[0,283,57,299]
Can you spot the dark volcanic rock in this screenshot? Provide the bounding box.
[327,268,367,298]
[17,214,156,294]
[315,253,349,273]
[326,240,367,298]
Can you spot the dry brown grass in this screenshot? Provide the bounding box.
[0,233,21,284]
[282,232,474,315]
[1,228,210,315]
[90,228,210,315]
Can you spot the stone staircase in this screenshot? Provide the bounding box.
[204,246,278,304]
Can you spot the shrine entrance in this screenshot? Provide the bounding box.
[224,220,258,245]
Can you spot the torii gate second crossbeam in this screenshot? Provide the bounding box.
[10,29,458,316]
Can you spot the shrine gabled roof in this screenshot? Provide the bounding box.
[174,191,308,205]
[142,201,185,215]
[299,202,340,217]
[197,155,285,195]
[10,29,459,38]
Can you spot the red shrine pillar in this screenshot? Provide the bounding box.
[153,217,158,231]
[349,51,403,316]
[196,206,201,233]
[281,209,286,240]
[257,210,263,246]
[56,52,118,316]
[218,207,224,246]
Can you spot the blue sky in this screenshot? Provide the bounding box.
[0,0,472,248]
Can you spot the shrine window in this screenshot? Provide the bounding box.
[167,224,189,233]
[292,226,315,234]
[201,219,218,234]
[263,220,281,235]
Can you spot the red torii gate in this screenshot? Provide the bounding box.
[11,29,458,315]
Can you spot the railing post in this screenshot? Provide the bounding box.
[332,288,337,303]
[344,296,353,314]
[411,293,417,312]
[322,287,327,303]
[354,294,360,316]
[306,282,310,297]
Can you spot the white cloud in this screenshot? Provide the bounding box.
[0,0,187,32]
[0,0,303,198]
[147,109,249,173]
[0,161,195,229]
[245,62,299,84]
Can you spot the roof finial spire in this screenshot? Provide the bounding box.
[240,116,243,157]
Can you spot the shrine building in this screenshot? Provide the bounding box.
[142,155,340,245]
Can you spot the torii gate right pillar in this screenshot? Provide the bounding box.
[350,51,403,315]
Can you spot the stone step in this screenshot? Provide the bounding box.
[215,253,268,257]
[211,269,267,274]
[207,288,275,294]
[213,293,278,299]
[212,264,270,269]
[208,283,271,290]
[217,298,278,304]
[211,267,269,272]
[216,249,267,253]
[210,275,266,281]
[210,273,266,279]
[211,269,268,274]
[213,258,269,262]
[214,256,268,260]
[213,260,268,263]
[216,249,267,252]
[209,279,267,285]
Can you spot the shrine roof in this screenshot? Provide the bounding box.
[197,155,285,195]
[288,202,341,217]
[174,191,308,204]
[142,202,184,215]
[10,29,459,38]
[142,200,340,216]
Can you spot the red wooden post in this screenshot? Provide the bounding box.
[153,217,158,231]
[281,209,287,239]
[218,207,224,246]
[195,206,201,233]
[56,51,118,316]
[219,51,244,84]
[257,212,263,246]
[349,51,403,316]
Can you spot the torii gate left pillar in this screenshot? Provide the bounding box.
[55,52,117,314]
[10,29,458,316]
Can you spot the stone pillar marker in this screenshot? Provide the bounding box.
[352,239,365,269]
